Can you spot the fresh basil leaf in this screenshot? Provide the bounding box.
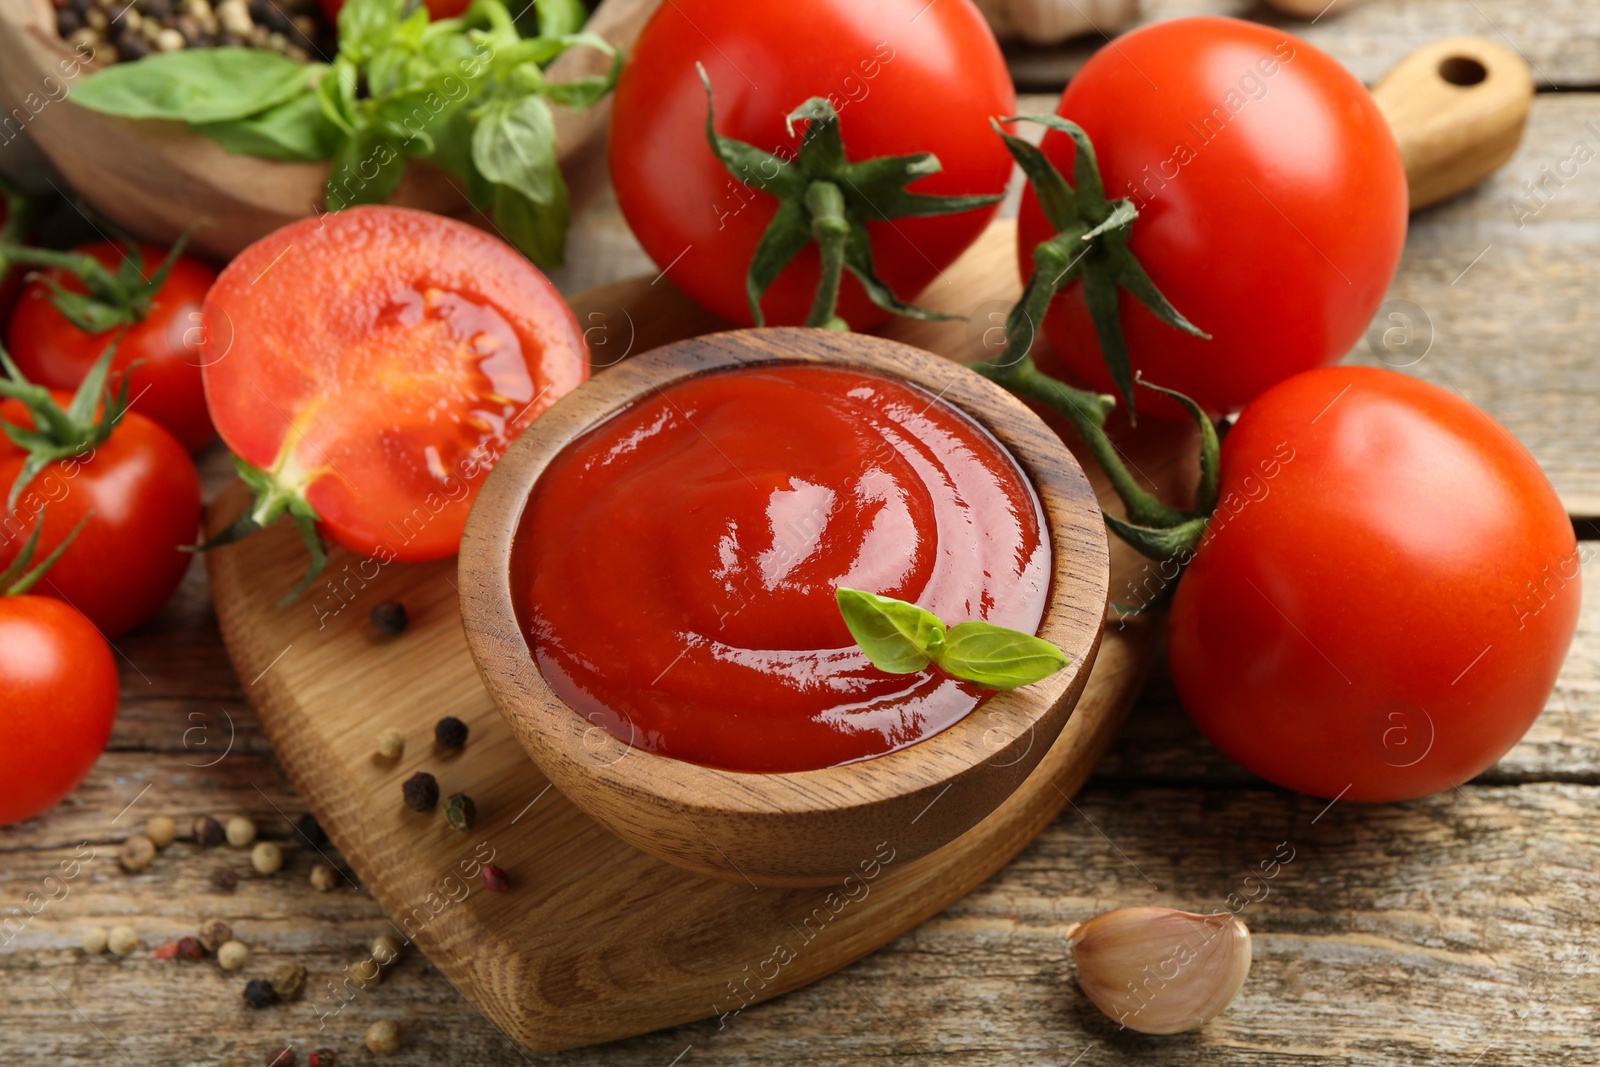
[337,0,405,64]
[71,50,322,123]
[492,174,569,267]
[835,588,946,675]
[939,621,1069,689]
[472,96,557,206]
[544,47,622,111]
[314,57,359,134]
[195,92,341,161]
[535,0,586,38]
[324,126,407,211]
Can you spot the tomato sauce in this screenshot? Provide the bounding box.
[513,363,1050,772]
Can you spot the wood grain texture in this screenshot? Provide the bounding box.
[460,327,1110,885]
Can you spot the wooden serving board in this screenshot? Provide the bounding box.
[204,219,1198,1053]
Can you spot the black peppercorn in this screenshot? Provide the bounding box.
[434,716,468,750]
[56,7,82,34]
[369,600,408,637]
[243,978,279,1009]
[210,866,240,890]
[402,772,438,812]
[194,815,226,848]
[295,812,328,849]
[143,0,170,17]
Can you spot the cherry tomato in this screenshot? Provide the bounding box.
[0,397,202,637]
[610,0,1015,329]
[6,242,218,450]
[201,206,587,562]
[1019,17,1407,416]
[1167,367,1580,801]
[0,596,118,826]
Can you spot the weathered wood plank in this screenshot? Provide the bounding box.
[1005,0,1600,90]
[6,782,1598,1065]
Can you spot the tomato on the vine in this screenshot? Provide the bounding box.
[200,206,586,594]
[0,520,118,827]
[610,0,1015,329]
[1017,16,1407,416]
[5,241,218,450]
[1167,367,1580,801]
[0,351,202,637]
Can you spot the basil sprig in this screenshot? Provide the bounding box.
[70,0,616,267]
[835,588,1069,690]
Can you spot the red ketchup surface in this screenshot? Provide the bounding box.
[513,363,1050,773]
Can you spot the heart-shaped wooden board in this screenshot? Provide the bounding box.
[204,219,1198,1053]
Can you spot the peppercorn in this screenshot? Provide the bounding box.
[81,926,109,955]
[371,934,401,967]
[153,941,180,960]
[369,600,408,637]
[211,866,240,891]
[481,864,510,893]
[309,863,338,892]
[226,816,257,848]
[347,957,383,990]
[145,815,177,849]
[365,1020,402,1056]
[434,716,468,750]
[443,792,476,832]
[295,812,327,849]
[402,772,438,813]
[118,835,156,872]
[376,728,405,760]
[108,925,138,956]
[242,978,278,1009]
[56,7,82,33]
[198,919,232,953]
[252,841,284,875]
[270,961,307,1000]
[194,815,225,848]
[176,936,205,961]
[266,1048,295,1067]
[218,940,251,971]
[308,1050,337,1067]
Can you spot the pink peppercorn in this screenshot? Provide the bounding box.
[481,864,510,892]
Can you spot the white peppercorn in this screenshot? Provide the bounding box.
[375,728,405,760]
[226,816,257,848]
[365,1020,402,1056]
[145,816,177,849]
[371,934,401,967]
[107,925,138,956]
[118,835,156,872]
[251,841,284,875]
[309,863,338,892]
[217,939,250,971]
[197,918,231,953]
[81,926,109,955]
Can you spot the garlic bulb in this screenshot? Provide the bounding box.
[1066,907,1252,1034]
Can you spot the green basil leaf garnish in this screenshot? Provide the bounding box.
[472,95,559,207]
[71,49,322,124]
[836,587,1069,690]
[835,588,946,675]
[195,94,344,161]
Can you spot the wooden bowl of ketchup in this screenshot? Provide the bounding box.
[459,327,1109,887]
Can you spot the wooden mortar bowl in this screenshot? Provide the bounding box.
[0,0,658,260]
[458,327,1110,887]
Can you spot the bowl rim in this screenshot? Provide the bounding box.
[459,326,1110,819]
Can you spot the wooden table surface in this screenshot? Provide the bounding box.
[5,3,1600,1064]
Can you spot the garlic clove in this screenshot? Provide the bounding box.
[1066,906,1252,1035]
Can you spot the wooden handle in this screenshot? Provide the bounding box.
[1371,35,1534,211]
[548,0,662,167]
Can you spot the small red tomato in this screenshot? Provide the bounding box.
[1168,367,1580,801]
[7,242,218,450]
[1018,17,1407,416]
[0,595,118,826]
[0,394,202,637]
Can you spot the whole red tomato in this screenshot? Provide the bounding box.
[202,206,586,566]
[7,242,218,450]
[0,395,201,637]
[0,595,118,825]
[610,0,1015,328]
[1019,17,1407,416]
[1167,367,1580,801]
